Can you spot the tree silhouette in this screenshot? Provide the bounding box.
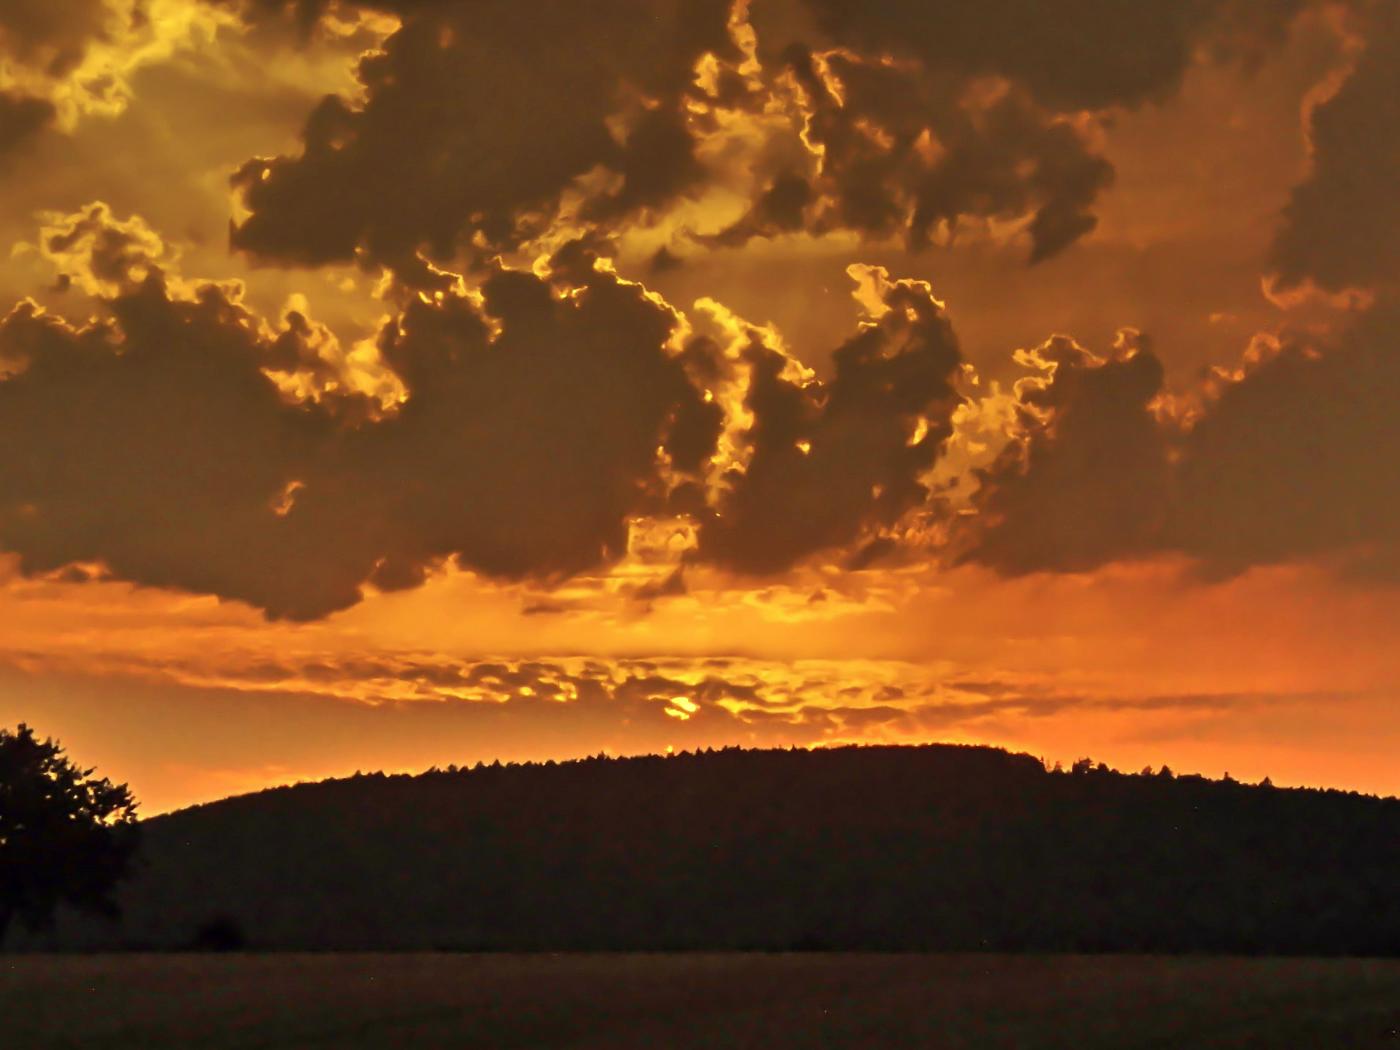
[0,724,139,944]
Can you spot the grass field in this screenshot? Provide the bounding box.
[2,953,1398,1048]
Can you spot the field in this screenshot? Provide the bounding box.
[2,954,1398,1048]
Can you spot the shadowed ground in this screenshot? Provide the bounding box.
[2,954,1398,1048]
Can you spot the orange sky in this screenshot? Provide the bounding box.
[1,0,1398,813]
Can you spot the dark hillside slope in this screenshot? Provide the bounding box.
[47,745,1400,953]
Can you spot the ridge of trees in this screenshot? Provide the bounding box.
[19,743,1400,955]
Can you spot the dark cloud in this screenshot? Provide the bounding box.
[0,278,338,619]
[224,0,1328,272]
[0,0,114,73]
[778,0,1306,111]
[768,48,1116,261]
[0,207,717,619]
[230,0,736,274]
[0,90,53,159]
[306,259,716,592]
[962,301,1400,583]
[710,0,1316,262]
[1173,302,1400,577]
[1270,11,1400,291]
[962,331,1170,574]
[695,267,963,573]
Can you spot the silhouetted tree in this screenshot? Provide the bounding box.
[0,724,139,944]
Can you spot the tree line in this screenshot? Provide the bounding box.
[8,739,1396,955]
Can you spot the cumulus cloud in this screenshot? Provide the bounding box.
[960,301,1400,583]
[9,199,1399,618]
[705,0,1315,262]
[225,0,1328,276]
[0,207,718,619]
[694,264,963,573]
[311,256,717,592]
[230,0,737,273]
[0,276,340,617]
[35,201,171,294]
[712,47,1115,262]
[0,201,984,614]
[1174,302,1400,577]
[962,330,1170,574]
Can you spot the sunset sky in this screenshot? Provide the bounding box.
[1,0,1398,814]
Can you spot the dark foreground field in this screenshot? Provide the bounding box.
[2,954,1398,1049]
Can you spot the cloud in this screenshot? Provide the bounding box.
[0,90,54,159]
[0,636,1262,733]
[960,300,1400,583]
[1270,10,1400,292]
[35,201,171,294]
[224,0,1319,278]
[0,276,340,619]
[315,255,716,591]
[229,0,737,273]
[712,0,1313,261]
[961,330,1170,574]
[774,0,1306,112]
[7,174,1400,621]
[0,207,721,619]
[713,47,1115,262]
[694,264,963,573]
[1173,301,1400,577]
[0,636,1331,753]
[0,0,113,71]
[0,0,232,131]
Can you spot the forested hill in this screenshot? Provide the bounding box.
[39,744,1400,954]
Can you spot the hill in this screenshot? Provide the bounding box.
[27,744,1400,954]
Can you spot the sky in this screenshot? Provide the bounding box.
[1,0,1398,814]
